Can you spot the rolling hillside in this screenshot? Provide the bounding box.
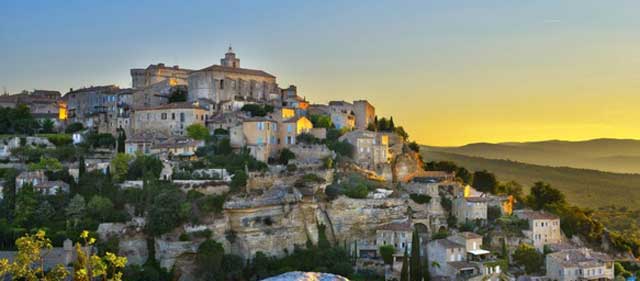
[422,150,640,210]
[424,138,640,174]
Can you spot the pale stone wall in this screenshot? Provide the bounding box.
[188,70,277,103]
[130,64,191,89]
[132,105,207,136]
[353,100,375,130]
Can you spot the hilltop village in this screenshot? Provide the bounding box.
[0,48,637,281]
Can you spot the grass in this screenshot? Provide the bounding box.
[422,150,640,210]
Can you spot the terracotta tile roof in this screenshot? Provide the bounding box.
[514,210,559,220]
[547,248,612,267]
[434,239,465,249]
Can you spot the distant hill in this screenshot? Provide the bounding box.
[421,150,640,210]
[424,138,640,174]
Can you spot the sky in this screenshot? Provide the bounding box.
[1,1,639,146]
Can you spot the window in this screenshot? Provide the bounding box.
[172,113,175,120]
[258,122,264,130]
[161,113,167,120]
[257,136,263,145]
[180,112,185,122]
[287,124,293,133]
[220,79,224,89]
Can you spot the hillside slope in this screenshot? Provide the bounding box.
[422,150,640,210]
[425,138,640,174]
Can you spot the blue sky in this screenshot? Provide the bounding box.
[2,1,640,145]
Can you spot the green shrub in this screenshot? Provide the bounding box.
[409,193,431,204]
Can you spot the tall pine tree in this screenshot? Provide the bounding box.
[400,247,409,281]
[410,229,422,281]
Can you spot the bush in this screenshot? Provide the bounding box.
[42,134,72,146]
[344,183,369,199]
[379,245,395,265]
[65,122,84,134]
[409,193,431,204]
[286,163,297,172]
[279,148,296,165]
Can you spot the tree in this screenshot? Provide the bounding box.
[116,128,126,154]
[317,224,331,249]
[74,230,128,281]
[512,243,543,274]
[110,153,132,182]
[14,184,38,229]
[0,230,68,281]
[400,248,409,281]
[65,122,84,134]
[309,115,333,128]
[41,119,55,133]
[395,126,409,141]
[66,194,86,230]
[28,157,63,172]
[168,87,187,103]
[410,230,422,281]
[87,195,115,221]
[408,141,420,153]
[472,170,498,194]
[145,186,187,236]
[78,156,86,179]
[196,239,225,280]
[127,154,163,180]
[495,180,524,201]
[278,148,296,165]
[379,245,395,265]
[186,124,209,141]
[526,181,566,210]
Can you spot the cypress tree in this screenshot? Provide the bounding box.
[400,247,409,281]
[78,156,86,179]
[410,229,422,281]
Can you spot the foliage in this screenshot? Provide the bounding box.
[297,132,322,144]
[85,132,116,149]
[379,245,395,265]
[110,153,132,182]
[240,104,274,117]
[278,148,296,165]
[0,105,40,135]
[145,183,188,236]
[28,157,63,172]
[408,141,420,153]
[186,124,209,141]
[43,134,72,146]
[0,230,68,281]
[495,180,524,202]
[487,205,503,222]
[74,230,128,281]
[127,154,163,180]
[327,140,354,158]
[512,243,543,274]
[526,181,566,211]
[64,122,84,134]
[400,248,409,281]
[40,119,55,134]
[229,170,247,193]
[409,193,431,204]
[410,229,422,281]
[394,126,409,141]
[196,239,225,280]
[309,114,333,128]
[168,87,187,103]
[472,170,498,194]
[87,195,115,222]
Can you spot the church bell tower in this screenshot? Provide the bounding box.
[221,46,240,68]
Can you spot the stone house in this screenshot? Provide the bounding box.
[339,130,391,170]
[132,101,207,137]
[514,210,562,251]
[16,170,69,195]
[428,233,503,281]
[376,220,414,261]
[545,248,614,281]
[453,196,488,223]
[279,116,313,147]
[328,100,356,130]
[353,100,375,130]
[241,118,279,162]
[63,85,120,126]
[150,137,203,159]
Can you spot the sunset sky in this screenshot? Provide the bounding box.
[1,1,639,146]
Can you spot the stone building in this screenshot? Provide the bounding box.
[353,100,375,130]
[132,79,188,109]
[453,196,488,223]
[328,100,355,130]
[241,118,279,162]
[188,47,279,104]
[427,238,471,277]
[339,130,391,170]
[130,63,192,89]
[376,220,414,262]
[132,101,207,137]
[427,233,503,281]
[16,170,69,195]
[514,210,562,251]
[545,248,614,281]
[63,85,133,134]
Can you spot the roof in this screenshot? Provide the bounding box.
[328,100,353,106]
[447,261,478,270]
[464,196,490,203]
[197,64,275,78]
[468,249,491,256]
[134,101,207,111]
[547,248,612,268]
[514,210,559,220]
[458,232,482,239]
[377,220,412,232]
[433,239,465,249]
